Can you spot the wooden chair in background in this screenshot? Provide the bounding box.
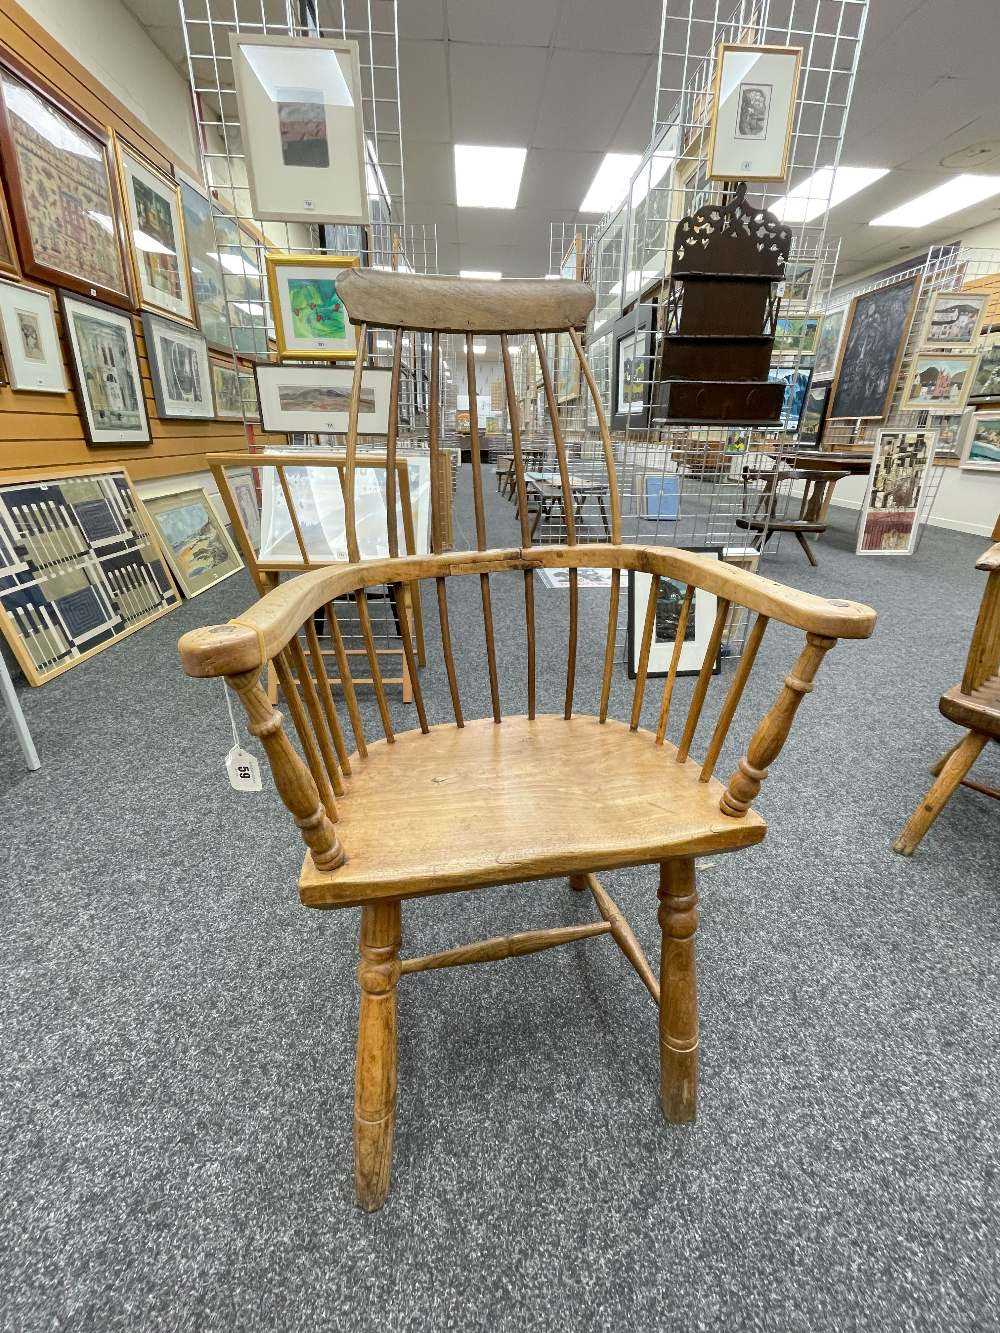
[737,464,850,566]
[894,513,1000,855]
[179,272,876,1210]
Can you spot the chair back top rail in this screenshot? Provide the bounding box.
[336,270,594,333]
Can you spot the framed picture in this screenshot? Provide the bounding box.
[829,278,919,421]
[920,290,987,348]
[265,252,359,360]
[559,234,584,282]
[59,292,149,446]
[225,468,262,551]
[144,487,243,598]
[968,339,1000,402]
[0,467,178,685]
[229,33,369,225]
[797,380,831,447]
[812,307,847,380]
[239,370,261,423]
[768,365,812,431]
[899,352,976,414]
[255,363,392,434]
[210,356,244,420]
[856,430,936,556]
[612,307,657,429]
[959,409,1000,472]
[0,188,18,276]
[178,177,232,351]
[0,60,130,306]
[627,551,723,680]
[707,44,802,183]
[218,214,271,360]
[142,312,213,420]
[115,140,194,323]
[773,313,820,357]
[0,278,67,393]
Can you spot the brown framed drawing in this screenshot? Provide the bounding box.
[114,135,195,323]
[706,44,802,183]
[0,54,131,307]
[0,186,18,276]
[828,277,919,421]
[265,252,360,360]
[210,354,244,420]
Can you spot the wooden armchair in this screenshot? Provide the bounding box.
[178,272,876,1211]
[893,513,1000,855]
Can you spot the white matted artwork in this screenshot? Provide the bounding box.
[856,429,937,556]
[959,409,1000,472]
[920,290,987,348]
[627,552,722,678]
[0,278,66,393]
[229,33,369,225]
[255,363,392,434]
[227,468,262,550]
[60,292,150,446]
[899,352,976,415]
[707,44,802,183]
[142,313,213,419]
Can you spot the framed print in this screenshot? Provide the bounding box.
[768,365,812,431]
[627,551,722,679]
[255,363,391,434]
[229,33,369,225]
[968,339,1000,402]
[145,487,243,598]
[812,307,846,380]
[959,409,1000,472]
[829,278,918,420]
[0,278,67,393]
[0,188,18,275]
[142,312,213,420]
[707,44,802,183]
[115,140,194,323]
[265,252,359,360]
[921,290,987,348]
[239,370,261,423]
[899,352,976,414]
[178,177,232,351]
[797,380,831,447]
[59,292,149,446]
[773,313,819,356]
[0,60,130,306]
[0,467,178,685]
[611,307,657,429]
[856,430,936,555]
[226,468,261,551]
[210,356,244,420]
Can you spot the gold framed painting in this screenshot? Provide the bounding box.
[706,43,802,183]
[919,289,988,348]
[144,486,244,598]
[114,136,195,323]
[899,351,977,415]
[265,252,359,360]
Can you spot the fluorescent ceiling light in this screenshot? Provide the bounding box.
[454,145,526,209]
[580,152,642,215]
[870,174,1000,227]
[460,269,502,280]
[772,165,888,224]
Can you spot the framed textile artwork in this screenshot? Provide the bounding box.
[898,352,976,415]
[0,277,67,394]
[144,487,243,598]
[797,380,831,447]
[210,356,244,420]
[0,60,130,306]
[856,430,937,556]
[707,44,802,183]
[142,312,213,420]
[828,277,918,421]
[611,306,657,429]
[959,409,1000,472]
[627,551,722,679]
[0,467,178,685]
[920,290,987,348]
[229,33,369,225]
[968,339,1000,402]
[59,292,149,446]
[811,307,846,380]
[265,252,359,360]
[115,140,194,323]
[254,363,391,434]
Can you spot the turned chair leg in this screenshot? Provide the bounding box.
[929,739,961,777]
[658,858,699,1123]
[355,900,402,1211]
[893,730,988,856]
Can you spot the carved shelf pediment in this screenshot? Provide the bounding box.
[672,184,792,281]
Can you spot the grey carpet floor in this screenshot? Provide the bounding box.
[1,469,998,1333]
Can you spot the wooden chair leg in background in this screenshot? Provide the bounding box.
[893,730,988,856]
[355,899,402,1211]
[795,530,819,567]
[658,857,699,1124]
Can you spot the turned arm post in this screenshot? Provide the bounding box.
[720,632,836,818]
[225,667,346,872]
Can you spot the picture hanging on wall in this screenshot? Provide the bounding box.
[706,44,802,183]
[968,339,1000,402]
[59,292,150,446]
[178,176,233,351]
[144,487,244,598]
[920,290,987,348]
[254,363,392,434]
[768,365,812,431]
[797,380,831,447]
[240,370,261,423]
[0,277,67,394]
[115,139,195,323]
[210,356,244,420]
[142,312,213,420]
[0,466,178,685]
[856,429,936,556]
[959,409,1000,471]
[0,60,130,306]
[216,214,271,359]
[811,307,847,380]
[828,277,919,421]
[229,33,369,225]
[627,551,722,679]
[0,187,18,276]
[899,351,976,414]
[265,252,359,360]
[611,307,657,429]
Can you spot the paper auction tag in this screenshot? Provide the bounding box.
[226,745,262,792]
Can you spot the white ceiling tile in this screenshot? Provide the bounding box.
[533,50,651,152]
[607,59,657,153]
[397,0,446,40]
[446,0,560,47]
[449,43,549,144]
[518,148,603,214]
[553,0,662,55]
[401,141,455,206]
[399,40,451,143]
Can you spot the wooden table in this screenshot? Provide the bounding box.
[736,465,850,566]
[525,471,612,540]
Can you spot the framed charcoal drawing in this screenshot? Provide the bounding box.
[0,278,67,394]
[229,33,369,225]
[828,277,919,421]
[797,380,831,447]
[59,292,149,446]
[968,339,1000,402]
[707,44,802,183]
[856,430,936,556]
[959,409,1000,472]
[811,307,846,380]
[265,252,359,360]
[627,550,723,679]
[899,351,976,415]
[115,139,194,324]
[611,306,657,429]
[0,58,131,307]
[210,356,244,420]
[142,312,213,420]
[144,487,243,598]
[0,466,178,685]
[920,290,987,348]
[255,363,392,434]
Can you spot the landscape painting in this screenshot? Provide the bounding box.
[145,487,243,598]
